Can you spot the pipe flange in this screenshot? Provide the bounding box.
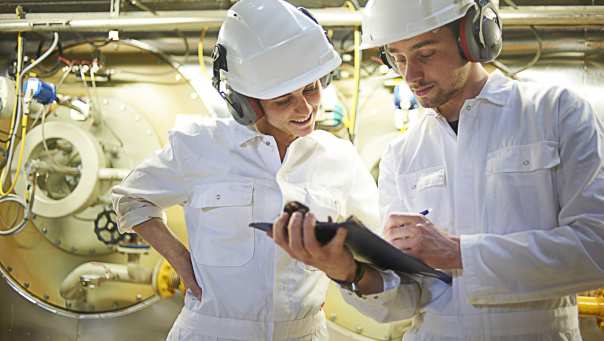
[14,121,105,218]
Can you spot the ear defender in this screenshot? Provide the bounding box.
[212,43,264,126]
[458,1,502,63]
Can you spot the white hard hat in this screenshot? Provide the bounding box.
[217,0,341,100]
[361,0,475,49]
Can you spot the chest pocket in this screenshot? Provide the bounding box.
[396,166,447,213]
[189,182,255,267]
[485,141,560,233]
[304,187,341,222]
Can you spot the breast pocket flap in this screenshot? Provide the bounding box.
[399,166,446,192]
[192,183,253,209]
[487,141,560,174]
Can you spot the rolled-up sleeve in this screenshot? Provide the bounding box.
[112,131,191,233]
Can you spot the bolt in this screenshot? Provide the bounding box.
[43,294,49,300]
[136,294,142,301]
[23,282,30,288]
[355,327,363,334]
[6,266,12,272]
[42,227,47,234]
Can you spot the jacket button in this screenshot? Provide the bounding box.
[522,160,530,166]
[216,194,221,200]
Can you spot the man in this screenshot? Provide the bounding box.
[270,0,604,340]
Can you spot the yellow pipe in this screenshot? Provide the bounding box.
[578,296,604,317]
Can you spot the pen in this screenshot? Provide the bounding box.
[419,209,431,216]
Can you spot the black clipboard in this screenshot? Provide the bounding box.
[250,215,452,285]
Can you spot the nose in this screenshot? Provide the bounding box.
[292,93,313,115]
[404,59,424,85]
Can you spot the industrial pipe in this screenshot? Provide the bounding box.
[59,261,153,303]
[1,7,604,33]
[578,296,604,318]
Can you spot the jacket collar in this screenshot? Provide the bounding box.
[474,70,511,107]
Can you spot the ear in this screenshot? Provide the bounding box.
[246,97,265,122]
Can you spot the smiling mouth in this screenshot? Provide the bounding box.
[290,112,313,125]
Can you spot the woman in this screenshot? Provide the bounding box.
[111,0,379,340]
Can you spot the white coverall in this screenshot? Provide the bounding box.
[342,71,604,341]
[112,118,379,341]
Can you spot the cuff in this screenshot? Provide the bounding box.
[460,233,489,304]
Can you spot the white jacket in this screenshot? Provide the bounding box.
[342,71,604,341]
[112,118,379,341]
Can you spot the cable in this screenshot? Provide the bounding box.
[2,32,59,195]
[198,28,210,78]
[509,26,543,77]
[343,1,362,144]
[175,29,190,65]
[492,0,542,78]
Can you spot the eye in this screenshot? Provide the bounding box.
[419,50,435,59]
[275,97,291,106]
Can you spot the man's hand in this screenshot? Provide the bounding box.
[383,213,462,270]
[271,211,357,282]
